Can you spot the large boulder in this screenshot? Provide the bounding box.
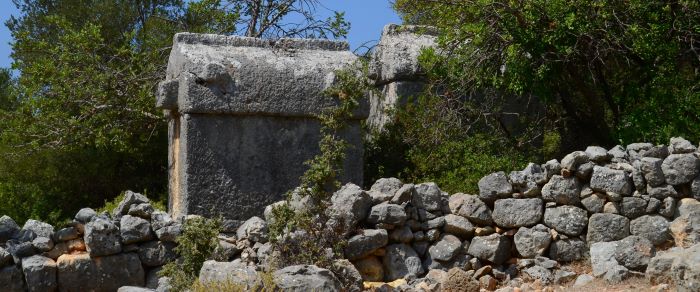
[543,206,588,236]
[661,154,700,185]
[453,195,493,226]
[630,215,671,246]
[366,204,407,226]
[492,198,543,228]
[84,216,122,256]
[646,244,700,290]
[57,252,144,291]
[344,229,388,260]
[514,224,551,258]
[273,265,341,292]
[413,182,446,212]
[328,183,372,231]
[467,233,511,265]
[587,213,630,244]
[590,166,633,196]
[120,215,154,244]
[0,265,25,292]
[21,255,57,292]
[478,172,512,202]
[541,175,581,205]
[586,146,611,163]
[199,260,260,289]
[614,236,655,271]
[669,137,697,154]
[382,244,424,281]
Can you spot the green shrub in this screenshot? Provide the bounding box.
[160,216,222,292]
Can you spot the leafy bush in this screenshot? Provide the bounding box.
[160,216,222,292]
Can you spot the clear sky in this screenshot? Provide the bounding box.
[0,1,401,69]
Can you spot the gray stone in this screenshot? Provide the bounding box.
[647,184,678,199]
[586,146,611,163]
[121,215,154,244]
[662,154,700,185]
[14,229,36,243]
[391,184,415,204]
[389,225,413,243]
[646,244,700,290]
[554,270,577,284]
[369,24,437,84]
[646,197,661,214]
[670,210,700,248]
[630,215,670,246]
[329,183,372,231]
[632,162,646,191]
[273,265,342,291]
[413,182,445,212]
[478,172,513,202]
[6,240,35,260]
[676,198,700,218]
[367,204,407,226]
[0,216,20,243]
[608,145,629,162]
[421,216,445,230]
[573,274,594,287]
[590,166,633,196]
[548,238,586,262]
[614,235,655,270]
[369,178,403,204]
[22,255,57,292]
[382,244,424,281]
[84,216,122,256]
[0,265,25,292]
[587,213,630,244]
[542,159,562,180]
[344,229,388,260]
[659,197,676,217]
[581,193,606,213]
[236,216,267,243]
[0,247,11,267]
[454,195,493,226]
[158,33,365,221]
[117,287,154,292]
[467,233,511,265]
[55,227,80,242]
[541,175,581,205]
[523,265,553,285]
[150,211,174,231]
[330,259,363,292]
[113,190,150,217]
[669,137,697,154]
[543,206,588,236]
[428,234,462,262]
[621,197,648,219]
[604,264,631,283]
[32,237,54,252]
[443,214,475,238]
[155,224,181,242]
[75,208,97,223]
[576,161,595,180]
[57,252,144,291]
[590,241,624,277]
[22,219,54,239]
[640,157,665,187]
[643,145,670,159]
[693,176,700,200]
[199,260,260,289]
[492,198,543,228]
[138,241,177,267]
[561,151,590,173]
[514,224,551,258]
[128,203,154,219]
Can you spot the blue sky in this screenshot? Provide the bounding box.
[0,1,401,69]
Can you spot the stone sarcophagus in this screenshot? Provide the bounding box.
[157,33,367,220]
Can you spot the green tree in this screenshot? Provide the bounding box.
[394,0,700,149]
[0,0,349,224]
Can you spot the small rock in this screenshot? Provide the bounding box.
[561,151,590,174]
[454,195,493,226]
[413,182,446,212]
[640,157,665,187]
[74,208,97,223]
[138,241,177,267]
[586,146,611,163]
[329,183,372,231]
[669,137,697,154]
[331,259,363,292]
[548,238,586,262]
[523,265,553,285]
[113,190,150,217]
[236,216,267,243]
[478,172,513,202]
[428,234,462,262]
[659,197,676,217]
[670,209,700,248]
[199,260,260,289]
[647,184,678,199]
[54,227,80,242]
[621,197,648,219]
[369,178,403,204]
[0,216,20,243]
[128,203,154,219]
[573,274,594,287]
[614,235,655,270]
[31,237,54,252]
[492,198,543,228]
[345,229,389,260]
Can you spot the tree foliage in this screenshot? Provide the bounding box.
[0,0,348,224]
[394,0,700,148]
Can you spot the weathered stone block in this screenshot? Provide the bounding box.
[57,252,144,292]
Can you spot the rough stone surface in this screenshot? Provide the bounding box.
[670,210,700,248]
[543,206,588,236]
[467,233,511,265]
[587,213,630,244]
[21,255,57,292]
[630,215,671,246]
[352,256,383,282]
[640,157,665,187]
[344,229,389,260]
[114,191,150,217]
[329,183,372,230]
[57,253,144,291]
[138,241,177,267]
[0,265,25,292]
[590,241,623,278]
[586,146,610,163]
[646,244,700,290]
[581,193,606,214]
[236,216,267,243]
[428,234,462,262]
[120,215,154,244]
[367,204,407,226]
[514,224,551,258]
[590,166,633,196]
[382,244,424,281]
[84,216,122,256]
[541,175,581,205]
[661,154,700,185]
[273,265,342,292]
[199,260,260,289]
[478,172,513,202]
[492,198,543,228]
[613,235,655,271]
[369,178,403,204]
[669,137,697,154]
[441,267,480,292]
[413,182,445,212]
[0,216,20,243]
[454,195,493,226]
[620,197,648,219]
[561,151,590,173]
[22,219,54,239]
[443,214,475,238]
[548,238,586,262]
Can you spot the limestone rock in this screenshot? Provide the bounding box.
[590,166,633,196]
[620,197,647,219]
[581,193,606,214]
[561,151,590,173]
[273,265,341,292]
[661,154,700,185]
[74,208,97,223]
[478,172,512,202]
[84,216,122,256]
[128,203,154,219]
[630,215,671,246]
[121,215,154,244]
[541,175,581,205]
[113,190,150,217]
[369,178,403,204]
[543,205,588,236]
[0,216,20,243]
[428,234,462,262]
[22,255,57,292]
[548,238,586,262]
[22,219,54,239]
[344,229,388,260]
[669,137,697,154]
[367,204,407,226]
[647,184,678,199]
[413,182,445,212]
[514,224,551,258]
[467,233,511,265]
[492,198,543,228]
[640,157,665,187]
[330,259,363,292]
[236,216,268,243]
[329,183,372,230]
[382,244,424,281]
[57,252,144,291]
[614,235,655,271]
[670,210,700,248]
[646,244,700,290]
[199,260,260,289]
[587,213,630,244]
[0,265,25,292]
[586,146,611,163]
[138,241,177,267]
[443,214,475,238]
[454,195,493,226]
